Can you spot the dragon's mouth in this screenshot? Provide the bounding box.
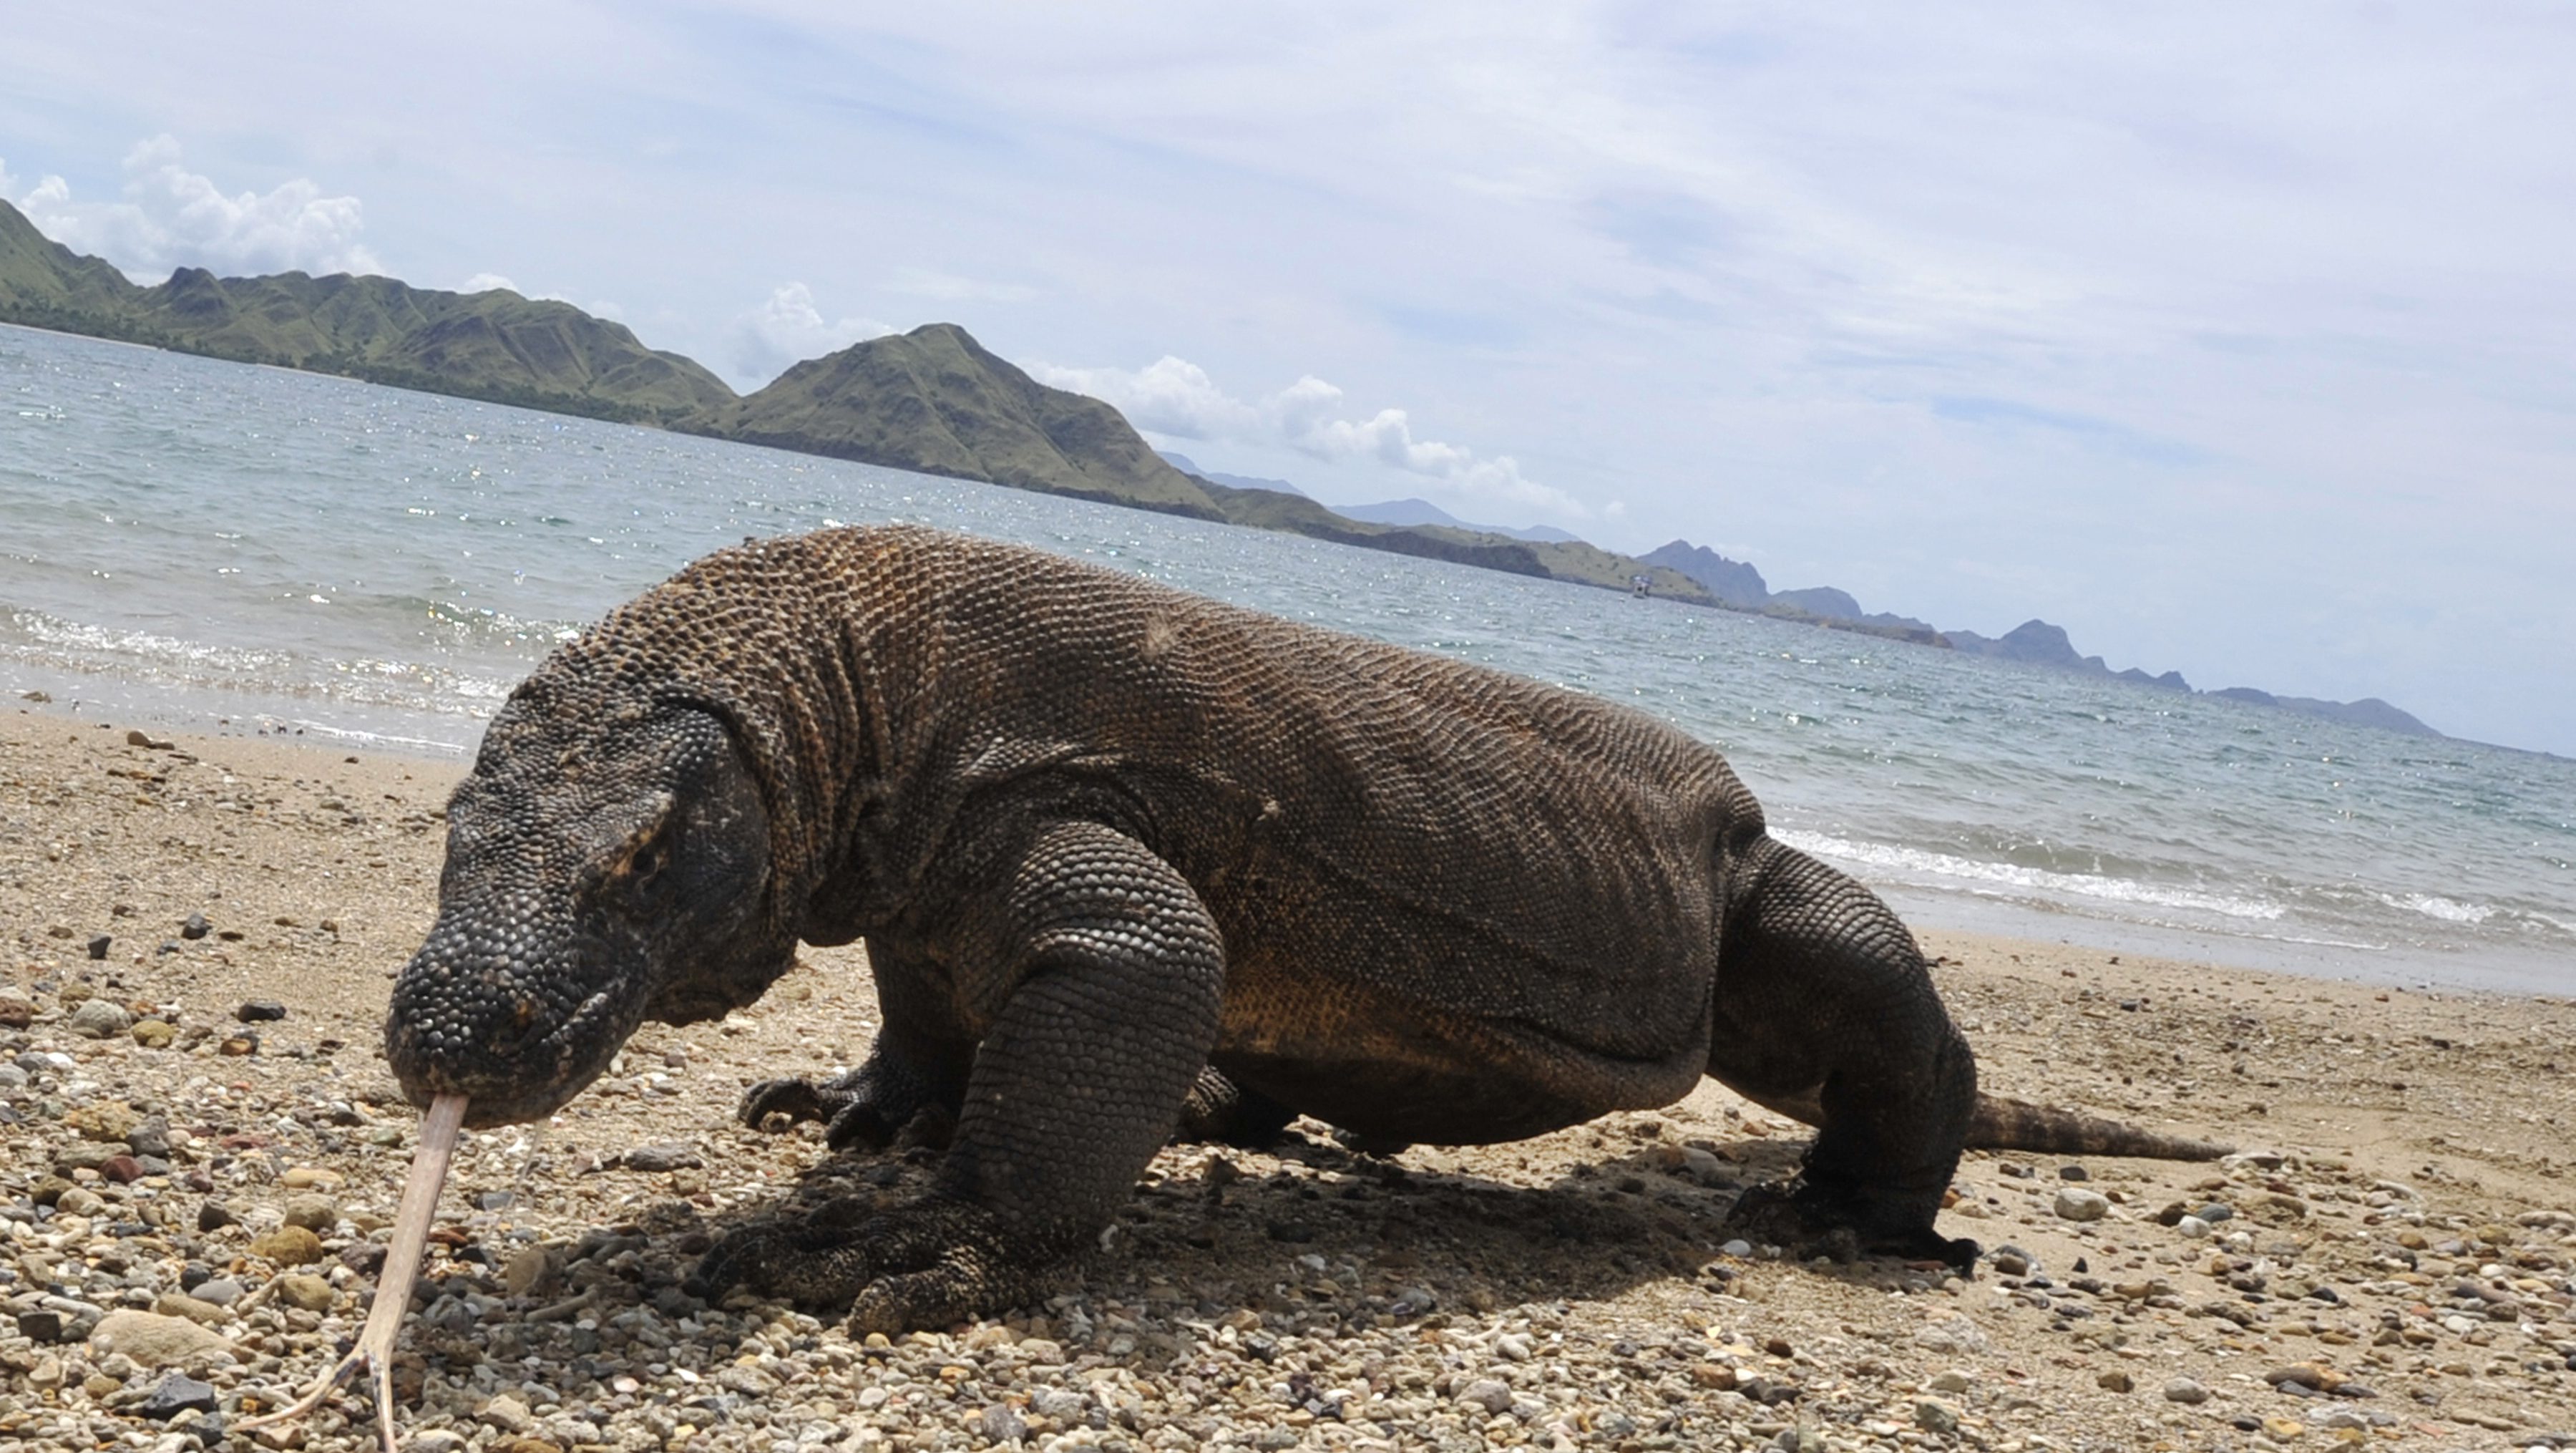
[385,938,652,1128]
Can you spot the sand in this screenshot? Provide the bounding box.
[3,701,2573,1451]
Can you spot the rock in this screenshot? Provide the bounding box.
[16,1309,68,1343]
[130,1018,175,1047]
[126,1117,172,1157]
[99,1153,146,1183]
[180,911,211,940]
[0,992,32,1028]
[406,1432,471,1453]
[67,998,135,1038]
[622,1142,702,1172]
[2163,1376,2212,1404]
[2054,1187,2111,1221]
[1916,1400,1961,1434]
[1913,1315,1989,1354]
[1719,1238,1755,1258]
[69,1100,141,1140]
[55,1186,107,1217]
[272,1273,334,1311]
[126,729,173,748]
[503,1244,557,1298]
[2098,1370,2135,1393]
[1028,1387,1087,1421]
[88,1310,236,1368]
[2267,1362,2343,1391]
[977,1404,1028,1444]
[477,1394,535,1434]
[151,1293,233,1327]
[250,1226,324,1265]
[193,1278,245,1307]
[1018,1338,1065,1366]
[1458,1378,1516,1414]
[87,933,111,960]
[1928,1371,1971,1394]
[139,1371,220,1418]
[2058,1165,2089,1181]
[2177,1215,2212,1240]
[197,1202,238,1233]
[279,1166,343,1190]
[281,1192,340,1230]
[1991,1250,2032,1275]
[235,999,288,1022]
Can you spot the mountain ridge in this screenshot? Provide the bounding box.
[0,199,2444,742]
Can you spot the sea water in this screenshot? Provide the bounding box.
[4,324,2570,993]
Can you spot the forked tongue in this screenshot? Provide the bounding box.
[239,1093,469,1453]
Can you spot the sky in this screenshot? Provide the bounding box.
[4,4,2573,754]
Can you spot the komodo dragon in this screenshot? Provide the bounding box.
[386,524,2225,1332]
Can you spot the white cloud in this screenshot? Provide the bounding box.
[729,282,892,387]
[12,135,382,283]
[1037,355,1585,518]
[459,272,519,295]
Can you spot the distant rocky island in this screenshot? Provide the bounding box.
[1640,543,2439,737]
[0,199,2440,740]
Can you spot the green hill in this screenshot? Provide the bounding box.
[0,201,731,424]
[715,323,1221,518]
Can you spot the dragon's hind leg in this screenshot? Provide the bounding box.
[1705,837,1980,1270]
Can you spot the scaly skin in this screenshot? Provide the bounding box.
[386,525,2226,1328]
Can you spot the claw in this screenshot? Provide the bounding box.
[738,1077,842,1129]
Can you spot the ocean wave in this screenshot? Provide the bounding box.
[2377,892,2495,925]
[0,603,513,716]
[1772,828,2287,921]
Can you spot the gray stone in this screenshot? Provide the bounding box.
[2054,1187,2111,1222]
[125,1117,171,1159]
[67,998,134,1039]
[2163,1376,2212,1404]
[1028,1387,1088,1421]
[138,1372,218,1419]
[1913,1315,1990,1355]
[977,1404,1028,1443]
[1458,1378,1514,1414]
[623,1142,703,1172]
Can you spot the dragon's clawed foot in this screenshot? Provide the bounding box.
[1724,1181,1979,1273]
[735,1078,955,1152]
[683,1195,1031,1334]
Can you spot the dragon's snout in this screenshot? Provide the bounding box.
[385,905,645,1128]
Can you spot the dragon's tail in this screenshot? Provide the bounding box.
[1966,1094,2231,1161]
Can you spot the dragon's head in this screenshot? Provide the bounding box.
[386,684,791,1127]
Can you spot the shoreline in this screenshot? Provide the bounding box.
[4,689,2558,1000]
[4,704,2574,1448]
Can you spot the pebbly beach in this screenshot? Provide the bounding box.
[2,704,2572,1452]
